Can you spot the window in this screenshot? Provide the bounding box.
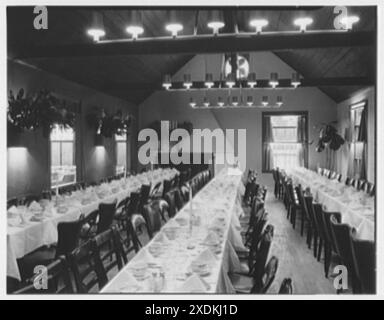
[262,113,308,172]
[115,133,127,175]
[50,125,76,187]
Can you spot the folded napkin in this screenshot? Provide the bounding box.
[193,248,217,266]
[204,231,220,246]
[153,232,170,244]
[8,205,19,216]
[29,201,42,211]
[178,274,209,293]
[107,271,143,293]
[134,248,158,266]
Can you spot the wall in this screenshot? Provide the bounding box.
[138,52,338,174]
[7,60,138,198]
[335,87,375,183]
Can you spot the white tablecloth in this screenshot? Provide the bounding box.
[288,167,374,241]
[101,168,246,294]
[7,168,178,280]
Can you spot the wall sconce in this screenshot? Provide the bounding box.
[95,134,104,146]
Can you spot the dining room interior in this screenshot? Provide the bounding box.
[6,5,376,295]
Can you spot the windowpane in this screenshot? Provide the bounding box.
[51,142,61,166]
[272,128,297,142]
[61,142,74,166]
[116,141,127,174]
[50,124,76,187]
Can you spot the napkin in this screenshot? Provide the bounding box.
[8,206,19,216]
[134,248,158,266]
[153,232,170,244]
[178,274,209,293]
[29,201,42,211]
[204,231,220,246]
[106,271,143,293]
[193,249,217,266]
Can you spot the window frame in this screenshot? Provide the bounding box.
[262,111,309,173]
[49,125,77,188]
[350,99,367,177]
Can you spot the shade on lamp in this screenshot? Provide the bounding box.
[95,134,104,146]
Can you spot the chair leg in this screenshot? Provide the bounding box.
[317,238,323,261]
[313,233,318,258]
[291,207,296,229]
[300,212,305,236]
[324,243,332,278]
[306,225,312,249]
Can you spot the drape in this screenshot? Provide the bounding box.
[263,116,274,171]
[357,107,367,179]
[297,115,308,168]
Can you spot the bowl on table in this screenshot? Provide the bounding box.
[129,262,148,281]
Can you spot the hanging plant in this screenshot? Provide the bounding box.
[7,88,76,137]
[87,108,132,138]
[315,121,345,152]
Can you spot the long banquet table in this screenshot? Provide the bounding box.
[287,167,374,241]
[101,168,247,294]
[7,168,178,281]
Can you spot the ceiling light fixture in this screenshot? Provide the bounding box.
[165,23,183,37]
[207,21,225,35]
[203,97,210,107]
[87,29,105,42]
[232,96,239,107]
[226,73,236,89]
[340,15,360,30]
[189,97,196,108]
[294,17,313,32]
[218,96,225,107]
[247,96,254,106]
[291,72,301,88]
[249,19,269,34]
[262,96,269,107]
[276,96,283,107]
[247,72,257,88]
[269,73,279,89]
[183,74,192,90]
[162,74,172,90]
[205,73,214,89]
[126,25,144,40]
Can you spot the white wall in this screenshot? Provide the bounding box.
[335,87,375,182]
[139,52,338,174]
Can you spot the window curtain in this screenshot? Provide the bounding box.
[263,116,274,171]
[297,115,308,168]
[357,107,367,179]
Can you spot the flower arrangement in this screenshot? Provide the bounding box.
[8,88,76,137]
[87,108,132,138]
[315,121,345,152]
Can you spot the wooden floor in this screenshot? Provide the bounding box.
[259,174,337,295]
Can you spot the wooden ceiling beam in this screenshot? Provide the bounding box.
[14,31,374,59]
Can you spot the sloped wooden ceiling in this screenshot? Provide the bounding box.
[7,6,376,104]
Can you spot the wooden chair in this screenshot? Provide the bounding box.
[142,202,162,239]
[14,256,73,294]
[79,209,99,241]
[286,183,300,229]
[351,237,375,294]
[278,278,293,294]
[97,200,117,234]
[304,196,319,256]
[68,240,108,293]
